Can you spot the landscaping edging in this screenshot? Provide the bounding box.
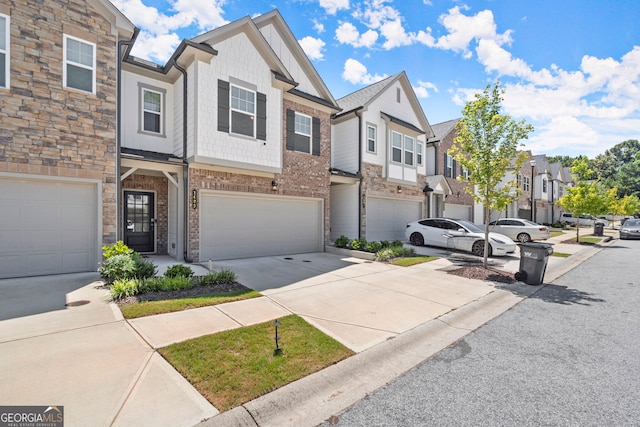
[325,246,377,261]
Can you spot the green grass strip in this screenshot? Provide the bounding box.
[391,256,438,267]
[120,290,261,319]
[159,315,354,412]
[551,252,571,258]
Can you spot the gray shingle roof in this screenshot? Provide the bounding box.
[430,118,460,141]
[335,73,400,114]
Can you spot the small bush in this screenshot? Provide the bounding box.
[139,277,165,293]
[349,238,367,251]
[165,264,194,278]
[380,240,391,249]
[377,245,415,261]
[99,254,137,284]
[133,254,157,279]
[391,240,404,248]
[365,241,383,253]
[335,235,350,248]
[158,276,192,291]
[111,278,140,300]
[102,241,133,259]
[213,269,236,284]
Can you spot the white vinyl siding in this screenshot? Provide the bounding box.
[63,35,95,93]
[0,14,8,89]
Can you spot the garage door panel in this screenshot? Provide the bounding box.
[367,197,422,242]
[200,193,322,260]
[0,177,99,278]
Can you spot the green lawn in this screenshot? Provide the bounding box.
[159,315,354,412]
[563,235,602,245]
[391,256,438,267]
[120,289,261,319]
[551,252,571,258]
[550,231,565,237]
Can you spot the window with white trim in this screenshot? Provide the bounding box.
[417,142,423,165]
[445,154,453,177]
[404,136,414,166]
[63,35,95,93]
[0,14,8,89]
[391,131,402,163]
[367,124,376,153]
[542,178,548,192]
[230,84,255,137]
[523,176,530,191]
[139,85,165,136]
[294,112,312,153]
[461,166,469,179]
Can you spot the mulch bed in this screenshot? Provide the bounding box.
[447,265,516,284]
[115,282,251,307]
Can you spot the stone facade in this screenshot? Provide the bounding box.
[0,0,119,245]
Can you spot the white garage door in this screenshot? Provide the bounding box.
[200,192,323,260]
[366,197,422,242]
[0,177,99,279]
[444,204,472,221]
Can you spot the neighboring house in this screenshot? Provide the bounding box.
[531,154,553,224]
[429,119,472,221]
[0,0,136,279]
[330,72,436,242]
[120,10,340,262]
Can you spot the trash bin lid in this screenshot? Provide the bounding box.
[517,242,553,249]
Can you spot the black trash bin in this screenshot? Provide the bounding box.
[594,222,604,236]
[514,242,553,285]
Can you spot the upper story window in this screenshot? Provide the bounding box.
[286,109,320,155]
[0,14,9,89]
[404,136,414,166]
[138,84,166,136]
[445,154,454,178]
[542,178,548,192]
[391,131,402,163]
[367,124,376,153]
[417,142,423,165]
[63,35,95,93]
[461,166,469,179]
[230,84,256,137]
[217,79,266,140]
[523,176,530,191]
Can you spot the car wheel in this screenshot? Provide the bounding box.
[472,241,493,257]
[410,232,424,246]
[517,233,531,243]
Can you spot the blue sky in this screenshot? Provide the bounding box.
[112,0,640,159]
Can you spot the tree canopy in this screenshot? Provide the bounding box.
[450,81,533,266]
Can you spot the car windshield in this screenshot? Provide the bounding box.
[626,219,640,226]
[456,220,483,233]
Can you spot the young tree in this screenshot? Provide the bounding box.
[449,81,534,267]
[557,158,610,241]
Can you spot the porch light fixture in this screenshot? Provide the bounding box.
[422,184,434,194]
[397,185,402,193]
[271,180,278,191]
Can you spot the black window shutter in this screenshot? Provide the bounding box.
[444,153,448,177]
[218,80,229,133]
[453,159,457,178]
[286,109,295,150]
[257,92,266,140]
[312,117,321,156]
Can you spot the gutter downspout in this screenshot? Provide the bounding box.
[171,60,193,263]
[116,28,139,242]
[355,109,363,240]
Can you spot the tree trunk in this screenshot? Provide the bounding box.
[483,205,490,268]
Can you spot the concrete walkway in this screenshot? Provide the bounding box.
[0,229,614,427]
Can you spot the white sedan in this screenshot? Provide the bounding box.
[487,218,550,243]
[406,218,516,257]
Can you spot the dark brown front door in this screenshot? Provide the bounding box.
[124,191,155,253]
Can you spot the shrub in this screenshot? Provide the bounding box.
[165,264,194,278]
[391,240,404,248]
[335,235,350,248]
[138,277,165,293]
[365,241,383,253]
[133,254,157,279]
[111,278,140,300]
[213,269,236,284]
[376,245,415,261]
[99,254,137,284]
[102,241,133,259]
[349,238,367,251]
[158,276,192,291]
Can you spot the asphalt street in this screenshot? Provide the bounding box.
[325,238,640,426]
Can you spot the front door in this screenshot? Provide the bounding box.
[124,191,155,253]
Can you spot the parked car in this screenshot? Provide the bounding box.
[406,218,516,257]
[486,218,550,243]
[559,213,608,227]
[619,218,640,240]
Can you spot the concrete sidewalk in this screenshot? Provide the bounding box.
[0,229,614,427]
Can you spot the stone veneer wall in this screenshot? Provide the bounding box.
[0,0,119,245]
[185,98,332,262]
[122,175,169,254]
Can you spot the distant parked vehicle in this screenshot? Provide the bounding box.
[560,213,608,227]
[619,218,640,240]
[486,218,550,243]
[406,218,516,257]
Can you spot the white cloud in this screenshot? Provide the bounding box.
[312,19,325,34]
[299,36,326,60]
[129,31,182,63]
[413,80,438,98]
[319,0,349,15]
[525,116,600,157]
[335,22,378,48]
[342,58,388,84]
